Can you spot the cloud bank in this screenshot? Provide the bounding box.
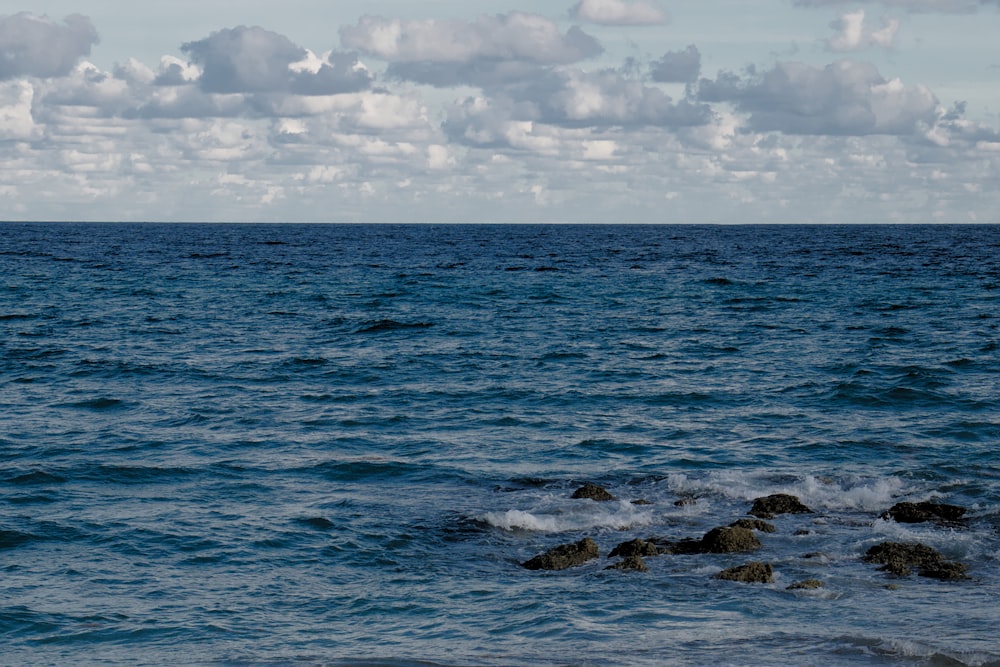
[0,5,997,223]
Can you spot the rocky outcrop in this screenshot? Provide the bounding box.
[862,541,968,580]
[605,555,649,572]
[730,518,776,533]
[658,525,762,555]
[882,501,967,524]
[716,562,774,583]
[571,483,616,502]
[749,494,814,519]
[609,538,661,559]
[522,537,600,571]
[787,579,824,590]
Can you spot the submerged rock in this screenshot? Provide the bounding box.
[749,494,814,519]
[862,541,968,580]
[522,537,600,571]
[787,579,824,590]
[609,538,661,559]
[571,483,616,502]
[730,518,777,533]
[882,501,967,524]
[716,562,774,583]
[605,555,649,572]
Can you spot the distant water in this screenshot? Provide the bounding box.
[2,223,998,667]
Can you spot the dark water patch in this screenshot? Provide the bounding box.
[74,464,196,485]
[297,517,337,531]
[0,529,40,549]
[4,470,68,485]
[357,319,434,333]
[54,397,131,411]
[0,313,37,321]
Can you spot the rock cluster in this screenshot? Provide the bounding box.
[882,501,966,524]
[518,486,972,588]
[863,541,968,580]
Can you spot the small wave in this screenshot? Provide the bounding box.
[482,500,654,533]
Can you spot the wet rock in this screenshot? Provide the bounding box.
[716,562,774,583]
[700,526,762,553]
[609,538,661,559]
[919,561,969,581]
[674,497,697,507]
[749,494,814,519]
[862,541,967,579]
[571,483,616,502]
[882,501,967,524]
[631,499,653,506]
[605,555,649,572]
[730,518,776,533]
[656,525,762,555]
[787,579,824,590]
[522,537,599,571]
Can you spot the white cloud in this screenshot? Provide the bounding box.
[0,80,39,141]
[0,12,98,80]
[827,10,900,51]
[339,13,602,64]
[569,0,669,25]
[698,59,939,136]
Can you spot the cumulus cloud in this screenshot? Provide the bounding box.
[569,0,669,25]
[827,10,900,51]
[698,59,940,136]
[339,13,602,64]
[181,26,372,95]
[650,45,701,83]
[0,12,98,80]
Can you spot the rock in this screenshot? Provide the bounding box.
[674,497,697,507]
[656,525,762,555]
[522,537,600,571]
[609,538,660,559]
[605,555,649,572]
[862,541,967,579]
[716,562,774,583]
[787,579,824,590]
[882,501,967,524]
[919,561,969,581]
[700,526,762,554]
[631,499,653,506]
[571,483,616,502]
[730,518,777,533]
[749,494,814,519]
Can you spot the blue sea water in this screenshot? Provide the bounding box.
[1,222,998,667]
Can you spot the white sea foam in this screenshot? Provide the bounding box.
[482,500,654,532]
[665,471,905,512]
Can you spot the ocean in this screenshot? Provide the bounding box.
[1,222,998,666]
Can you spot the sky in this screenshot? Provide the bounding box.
[1,0,999,223]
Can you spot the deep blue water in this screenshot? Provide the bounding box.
[1,223,999,666]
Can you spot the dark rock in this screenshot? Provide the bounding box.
[631,499,653,506]
[919,561,969,580]
[749,494,814,519]
[700,526,762,554]
[730,518,776,533]
[674,497,697,507]
[787,579,824,590]
[522,537,600,571]
[605,555,649,572]
[716,562,774,583]
[609,538,660,559]
[862,541,967,579]
[571,483,616,502]
[655,525,762,555]
[882,501,967,524]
